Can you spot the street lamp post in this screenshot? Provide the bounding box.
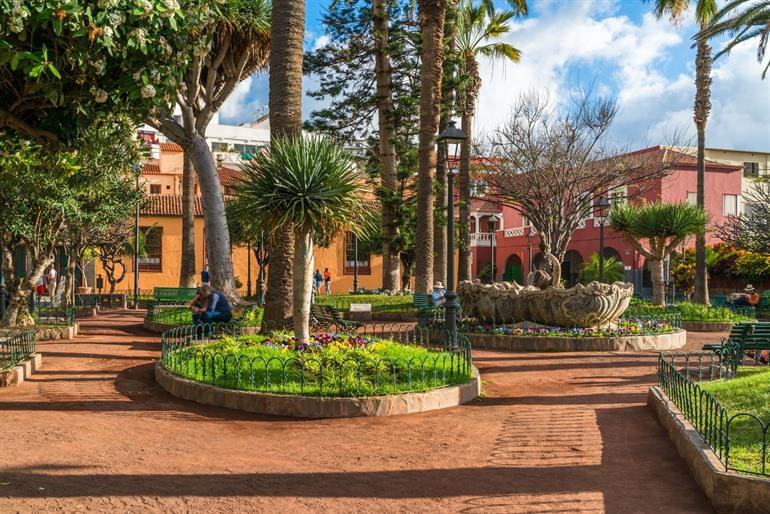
[256,229,265,305]
[489,216,497,283]
[437,120,468,335]
[597,195,611,283]
[353,232,359,292]
[247,241,252,298]
[133,164,141,309]
[0,243,5,320]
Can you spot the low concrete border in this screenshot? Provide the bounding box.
[648,386,770,514]
[465,329,686,352]
[143,319,178,333]
[683,321,735,332]
[155,362,480,418]
[36,323,78,341]
[0,353,42,388]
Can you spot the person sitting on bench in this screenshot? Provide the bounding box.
[191,285,232,326]
[731,285,760,306]
[432,282,446,306]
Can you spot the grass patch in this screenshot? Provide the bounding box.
[314,294,414,313]
[163,332,470,397]
[701,367,770,474]
[150,306,263,326]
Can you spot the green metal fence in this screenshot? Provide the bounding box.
[658,352,770,477]
[31,305,75,326]
[159,323,473,397]
[0,330,36,370]
[145,302,192,325]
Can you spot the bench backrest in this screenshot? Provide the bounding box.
[731,322,770,345]
[311,304,338,321]
[153,287,198,300]
[413,294,434,310]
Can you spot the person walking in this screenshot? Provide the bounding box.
[323,268,332,295]
[313,269,323,296]
[191,285,232,326]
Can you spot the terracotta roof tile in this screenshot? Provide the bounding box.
[160,142,184,152]
[141,195,204,216]
[142,162,161,175]
[627,146,742,171]
[192,165,245,185]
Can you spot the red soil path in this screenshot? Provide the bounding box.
[0,311,718,513]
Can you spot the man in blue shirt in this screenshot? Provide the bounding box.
[432,281,446,306]
[191,285,232,326]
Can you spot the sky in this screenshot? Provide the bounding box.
[219,0,770,152]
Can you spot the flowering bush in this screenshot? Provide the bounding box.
[462,318,674,337]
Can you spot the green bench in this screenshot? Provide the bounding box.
[413,293,443,326]
[310,304,363,331]
[703,322,770,372]
[153,287,198,303]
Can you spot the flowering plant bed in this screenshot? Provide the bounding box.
[161,332,472,397]
[461,318,675,338]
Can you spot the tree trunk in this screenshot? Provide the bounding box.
[5,256,52,327]
[693,27,712,305]
[293,227,314,343]
[64,258,76,309]
[373,0,401,292]
[415,0,447,293]
[263,0,305,330]
[458,56,479,282]
[186,135,238,301]
[179,151,197,287]
[651,258,666,306]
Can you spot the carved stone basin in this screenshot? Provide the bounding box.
[458,280,634,328]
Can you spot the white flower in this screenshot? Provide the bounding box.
[94,89,108,103]
[158,36,172,57]
[140,84,156,98]
[129,28,147,46]
[161,0,179,17]
[108,12,125,26]
[133,70,143,81]
[102,26,113,38]
[137,0,153,15]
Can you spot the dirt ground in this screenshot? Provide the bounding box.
[0,311,720,513]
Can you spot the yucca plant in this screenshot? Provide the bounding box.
[230,136,368,342]
[578,254,626,285]
[610,202,708,305]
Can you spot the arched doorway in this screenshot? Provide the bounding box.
[503,254,523,283]
[603,247,622,263]
[562,250,584,287]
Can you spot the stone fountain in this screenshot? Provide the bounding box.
[458,253,633,328]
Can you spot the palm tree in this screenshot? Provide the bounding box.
[415,0,448,294]
[263,0,305,329]
[610,202,708,306]
[649,0,717,306]
[699,0,770,78]
[456,1,521,282]
[578,254,626,285]
[231,137,367,342]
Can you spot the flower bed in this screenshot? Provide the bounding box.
[161,332,472,397]
[461,317,676,337]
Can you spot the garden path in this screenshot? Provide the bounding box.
[0,310,718,513]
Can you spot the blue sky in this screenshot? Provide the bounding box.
[220,0,770,151]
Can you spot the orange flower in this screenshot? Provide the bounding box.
[55,8,67,20]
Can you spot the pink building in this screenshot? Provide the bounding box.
[468,147,743,295]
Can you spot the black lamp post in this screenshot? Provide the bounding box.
[488,216,498,283]
[0,243,5,320]
[352,232,359,293]
[133,163,142,309]
[247,241,252,298]
[436,120,468,334]
[597,195,611,283]
[256,229,265,305]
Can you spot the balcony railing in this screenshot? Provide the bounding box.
[470,232,495,247]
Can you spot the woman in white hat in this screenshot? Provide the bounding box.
[432,281,446,306]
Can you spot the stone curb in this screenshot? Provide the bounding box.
[36,323,78,341]
[0,352,42,388]
[143,319,178,334]
[682,321,735,332]
[647,386,770,514]
[155,361,480,418]
[465,329,686,352]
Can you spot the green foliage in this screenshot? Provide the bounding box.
[624,301,754,322]
[734,251,770,280]
[165,334,471,396]
[578,254,625,284]
[609,202,708,244]
[700,0,770,78]
[0,0,225,143]
[231,136,370,239]
[701,366,770,473]
[315,294,414,313]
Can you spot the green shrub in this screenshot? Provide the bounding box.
[734,252,770,280]
[578,254,625,284]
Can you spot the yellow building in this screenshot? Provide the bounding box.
[94,143,385,295]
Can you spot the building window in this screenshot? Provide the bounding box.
[138,227,162,272]
[211,141,230,152]
[149,184,161,195]
[686,192,697,205]
[608,186,627,206]
[723,194,739,217]
[343,232,370,275]
[744,162,760,178]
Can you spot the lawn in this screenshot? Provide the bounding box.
[314,294,414,313]
[149,305,263,326]
[163,332,471,397]
[700,367,770,475]
[625,301,755,323]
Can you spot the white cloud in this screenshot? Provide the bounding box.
[474,0,770,151]
[219,76,257,122]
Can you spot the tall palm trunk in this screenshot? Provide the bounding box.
[263,0,305,330]
[458,55,478,282]
[186,135,238,300]
[373,0,401,292]
[415,0,447,293]
[693,29,712,305]
[179,151,197,287]
[433,2,458,288]
[651,258,666,306]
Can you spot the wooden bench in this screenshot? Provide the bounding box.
[153,287,198,303]
[310,304,363,331]
[413,293,442,326]
[703,322,770,372]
